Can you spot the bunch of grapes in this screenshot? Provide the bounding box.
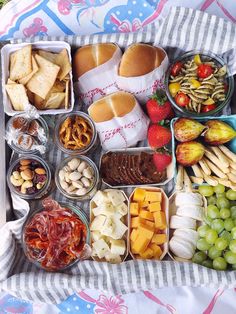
[192,184,236,270]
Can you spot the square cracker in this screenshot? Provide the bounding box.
[44,92,65,109]
[19,55,39,85]
[5,83,29,111]
[38,48,71,81]
[10,45,32,81]
[27,54,60,99]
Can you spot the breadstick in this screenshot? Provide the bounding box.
[212,176,231,187]
[230,168,236,176]
[191,164,204,178]
[176,165,184,191]
[219,145,236,163]
[203,174,218,186]
[229,160,236,170]
[204,158,227,179]
[229,184,236,191]
[227,173,236,184]
[204,149,229,173]
[190,176,204,185]
[209,146,230,168]
[198,158,211,176]
[183,169,192,192]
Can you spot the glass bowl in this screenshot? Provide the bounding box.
[55,155,100,200]
[7,155,52,200]
[6,114,49,155]
[22,202,91,271]
[165,50,234,117]
[54,111,97,155]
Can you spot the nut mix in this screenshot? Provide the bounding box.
[58,158,94,196]
[10,159,48,195]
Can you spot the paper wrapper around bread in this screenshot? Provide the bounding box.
[168,190,207,262]
[129,187,169,261]
[93,100,150,151]
[90,189,129,263]
[75,46,122,106]
[116,47,169,104]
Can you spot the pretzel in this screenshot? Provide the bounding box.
[59,116,92,150]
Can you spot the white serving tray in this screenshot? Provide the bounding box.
[1,41,74,116]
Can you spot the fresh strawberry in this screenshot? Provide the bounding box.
[148,124,172,148]
[146,90,172,123]
[153,150,172,172]
[166,107,175,120]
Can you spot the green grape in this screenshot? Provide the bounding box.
[220,230,232,242]
[224,251,236,264]
[220,208,231,219]
[202,259,213,269]
[197,238,211,251]
[211,219,224,234]
[192,251,207,264]
[234,219,236,226]
[214,184,225,194]
[215,237,229,251]
[204,216,213,226]
[224,218,234,231]
[207,196,217,205]
[231,227,236,239]
[208,246,222,259]
[216,192,226,199]
[230,206,236,219]
[197,225,210,238]
[229,240,236,253]
[231,264,236,270]
[213,257,227,270]
[226,189,236,201]
[205,229,218,244]
[199,185,214,197]
[217,197,230,209]
[207,205,220,219]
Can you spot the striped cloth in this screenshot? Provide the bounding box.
[1,6,236,304]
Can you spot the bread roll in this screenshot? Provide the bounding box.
[88,92,136,123]
[73,43,117,79]
[119,43,166,77]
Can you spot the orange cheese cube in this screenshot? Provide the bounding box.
[140,247,154,259]
[130,229,139,242]
[130,202,139,216]
[149,243,163,259]
[139,201,149,209]
[133,188,146,202]
[131,234,150,254]
[139,222,154,240]
[139,210,154,221]
[144,220,155,229]
[131,217,145,228]
[153,211,167,230]
[151,233,167,245]
[148,202,161,212]
[145,191,162,203]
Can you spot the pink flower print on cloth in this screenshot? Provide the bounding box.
[94,295,128,314]
[23,18,47,37]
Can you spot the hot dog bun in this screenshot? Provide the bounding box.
[88,91,136,123]
[119,43,166,77]
[73,43,117,79]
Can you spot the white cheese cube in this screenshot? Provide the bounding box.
[116,202,128,216]
[91,231,103,242]
[90,215,106,231]
[100,203,115,216]
[110,216,128,240]
[92,190,109,206]
[106,190,126,206]
[104,252,122,264]
[101,217,115,237]
[92,239,110,259]
[92,206,103,217]
[110,239,126,255]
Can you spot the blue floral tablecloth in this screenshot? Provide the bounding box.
[0,0,236,313]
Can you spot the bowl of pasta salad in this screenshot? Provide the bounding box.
[165,51,234,117]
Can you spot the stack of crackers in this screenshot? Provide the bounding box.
[5,45,71,111]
